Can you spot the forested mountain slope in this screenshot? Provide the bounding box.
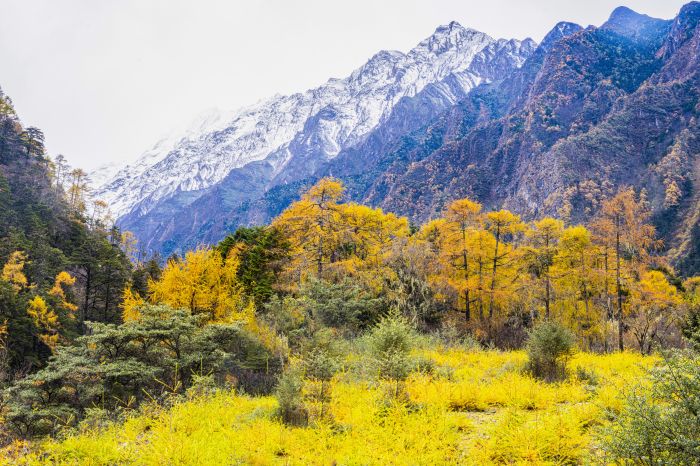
[99,4,700,276]
[96,24,537,257]
[0,88,131,372]
[215,4,700,275]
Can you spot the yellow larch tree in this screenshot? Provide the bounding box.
[120,231,139,262]
[439,198,483,321]
[525,218,564,320]
[627,270,683,354]
[121,286,145,322]
[145,247,284,354]
[273,178,409,290]
[149,247,250,322]
[27,296,60,352]
[334,202,409,290]
[552,225,601,347]
[483,210,525,330]
[2,251,29,292]
[48,271,78,319]
[593,187,658,350]
[273,178,345,283]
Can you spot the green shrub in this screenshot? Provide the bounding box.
[600,351,700,464]
[574,366,600,388]
[303,278,385,334]
[303,349,339,383]
[367,311,415,357]
[275,366,308,426]
[2,305,277,438]
[366,311,417,398]
[303,349,339,421]
[525,321,576,382]
[413,356,436,375]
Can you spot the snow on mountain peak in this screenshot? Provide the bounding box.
[93,23,535,220]
[417,22,489,55]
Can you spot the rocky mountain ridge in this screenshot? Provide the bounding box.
[94,24,534,219]
[97,3,700,275]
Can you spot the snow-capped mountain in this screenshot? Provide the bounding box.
[93,22,535,219]
[85,3,700,277]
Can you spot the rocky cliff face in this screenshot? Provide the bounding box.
[98,3,700,275]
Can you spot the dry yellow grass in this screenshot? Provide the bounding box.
[6,349,655,465]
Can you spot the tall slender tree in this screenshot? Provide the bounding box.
[594,188,657,351]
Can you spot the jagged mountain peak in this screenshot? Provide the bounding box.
[602,5,671,43]
[539,22,583,51]
[415,21,492,55]
[429,20,469,40]
[607,5,646,21]
[436,20,464,31]
[668,0,700,42]
[95,21,535,220]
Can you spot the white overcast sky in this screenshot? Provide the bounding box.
[0,0,689,170]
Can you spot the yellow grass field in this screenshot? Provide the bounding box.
[6,349,655,465]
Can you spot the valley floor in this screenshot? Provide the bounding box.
[8,349,654,465]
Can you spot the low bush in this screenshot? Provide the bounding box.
[525,321,576,382]
[1,304,278,438]
[600,351,700,464]
[275,365,308,426]
[366,311,417,399]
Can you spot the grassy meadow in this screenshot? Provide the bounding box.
[7,348,654,465]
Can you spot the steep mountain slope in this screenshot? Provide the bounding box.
[96,23,533,220]
[101,3,700,276]
[0,87,135,368]
[226,3,700,275]
[0,89,74,287]
[95,24,536,253]
[358,3,700,274]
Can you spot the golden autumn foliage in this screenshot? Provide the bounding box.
[550,225,600,342]
[121,286,145,322]
[48,271,78,319]
[120,231,139,261]
[273,178,409,290]
[685,276,700,306]
[627,270,684,354]
[0,320,8,350]
[525,218,564,319]
[270,182,695,351]
[593,188,659,350]
[12,349,655,465]
[26,296,60,351]
[439,199,483,321]
[2,251,29,292]
[149,247,250,321]
[126,246,285,354]
[114,181,697,354]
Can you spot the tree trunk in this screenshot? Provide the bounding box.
[545,273,551,320]
[488,226,501,321]
[581,250,589,317]
[615,215,624,351]
[82,267,92,325]
[317,234,323,278]
[462,229,470,321]
[544,233,551,320]
[477,257,484,320]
